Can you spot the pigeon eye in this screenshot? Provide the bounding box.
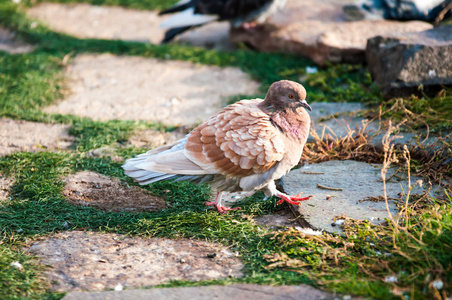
[288,94,294,99]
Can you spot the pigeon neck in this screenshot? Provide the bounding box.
[270,110,310,141]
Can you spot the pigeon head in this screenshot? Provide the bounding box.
[263,80,312,113]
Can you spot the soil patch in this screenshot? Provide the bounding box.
[0,26,34,54]
[0,118,73,156]
[62,171,165,212]
[0,176,15,202]
[27,231,243,292]
[43,54,260,126]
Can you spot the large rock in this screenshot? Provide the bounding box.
[281,160,433,234]
[230,0,432,65]
[366,25,452,97]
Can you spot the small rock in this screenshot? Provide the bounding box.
[114,284,124,291]
[10,261,23,269]
[331,219,345,227]
[384,275,398,283]
[432,279,444,290]
[366,25,452,97]
[295,227,323,236]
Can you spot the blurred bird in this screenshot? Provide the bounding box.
[123,80,312,213]
[159,0,287,43]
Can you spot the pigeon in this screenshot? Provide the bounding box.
[159,0,287,43]
[122,80,312,213]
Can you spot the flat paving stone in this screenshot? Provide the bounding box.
[0,176,14,202]
[281,160,434,234]
[63,283,349,300]
[0,26,34,54]
[0,118,73,156]
[308,102,376,141]
[26,3,168,44]
[27,231,243,292]
[62,171,166,212]
[43,54,259,126]
[26,3,235,51]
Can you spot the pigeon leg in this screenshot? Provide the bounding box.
[275,192,313,205]
[205,191,240,213]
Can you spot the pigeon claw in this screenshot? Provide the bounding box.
[204,201,240,214]
[276,193,313,206]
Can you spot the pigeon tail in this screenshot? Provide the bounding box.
[161,26,196,43]
[159,7,218,29]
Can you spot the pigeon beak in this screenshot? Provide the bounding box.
[299,99,312,112]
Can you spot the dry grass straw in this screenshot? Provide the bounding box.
[267,121,451,298]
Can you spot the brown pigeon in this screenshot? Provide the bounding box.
[122,80,312,213]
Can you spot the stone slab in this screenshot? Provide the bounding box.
[26,3,168,44]
[0,27,34,54]
[366,25,452,97]
[308,102,377,141]
[26,3,235,51]
[230,0,432,65]
[62,171,166,212]
[63,284,347,300]
[281,160,433,234]
[27,231,243,292]
[43,54,259,126]
[0,118,73,156]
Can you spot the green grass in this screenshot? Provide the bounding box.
[0,0,451,299]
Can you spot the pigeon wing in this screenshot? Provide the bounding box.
[184,99,285,177]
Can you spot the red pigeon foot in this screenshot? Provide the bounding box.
[276,193,313,205]
[205,191,240,213]
[205,201,240,214]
